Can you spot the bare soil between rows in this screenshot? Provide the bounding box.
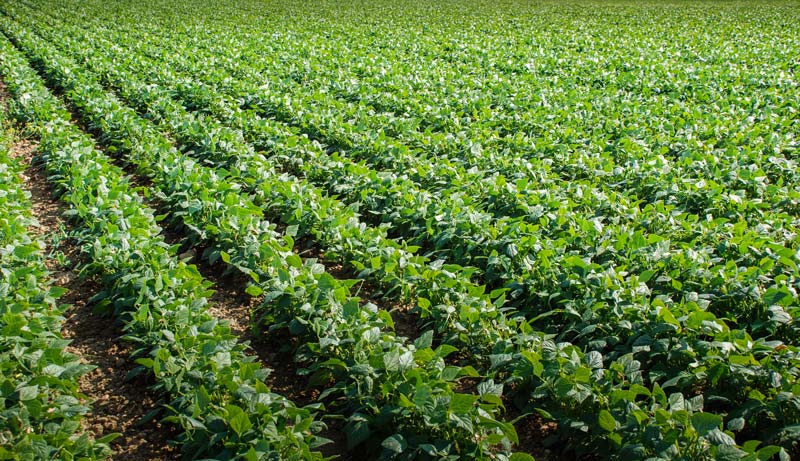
[2,71,556,460]
[6,119,179,459]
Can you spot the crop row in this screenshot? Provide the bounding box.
[3,0,800,459]
[17,1,800,357]
[0,34,327,460]
[0,87,112,460]
[27,0,800,344]
[4,7,800,460]
[17,0,540,367]
[0,17,525,460]
[14,1,670,312]
[46,0,799,232]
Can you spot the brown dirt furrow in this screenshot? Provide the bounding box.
[61,278,179,461]
[188,256,324,406]
[513,412,558,461]
[505,388,558,461]
[173,241,350,458]
[10,125,178,460]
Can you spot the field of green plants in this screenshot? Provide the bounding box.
[0,0,798,459]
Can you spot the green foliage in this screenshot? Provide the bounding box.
[0,13,521,460]
[0,106,111,459]
[1,0,799,459]
[0,33,325,460]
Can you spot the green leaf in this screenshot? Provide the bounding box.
[692,412,723,436]
[384,349,414,372]
[244,447,259,461]
[457,365,480,378]
[95,432,122,444]
[727,417,745,432]
[477,379,503,397]
[417,297,431,310]
[286,254,303,268]
[755,445,783,460]
[413,384,432,407]
[318,273,336,292]
[705,428,736,446]
[17,385,38,401]
[245,285,263,297]
[450,393,478,414]
[716,445,747,461]
[345,418,370,449]
[381,434,407,454]
[638,269,656,283]
[343,299,360,319]
[413,330,433,350]
[598,410,616,432]
[227,405,252,436]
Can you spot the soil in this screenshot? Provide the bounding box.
[503,385,559,461]
[61,282,179,461]
[187,256,350,458]
[512,411,558,461]
[9,127,179,460]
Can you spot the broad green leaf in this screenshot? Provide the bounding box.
[598,410,616,432]
[692,413,723,436]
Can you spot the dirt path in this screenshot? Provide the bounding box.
[187,258,350,457]
[3,101,178,459]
